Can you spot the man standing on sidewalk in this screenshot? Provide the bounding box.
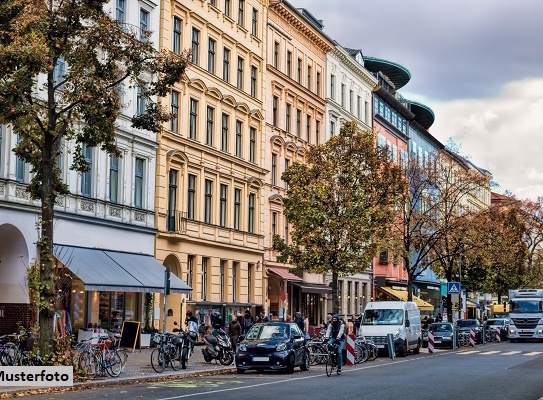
[229,315,242,353]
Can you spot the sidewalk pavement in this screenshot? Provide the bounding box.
[1,344,236,397]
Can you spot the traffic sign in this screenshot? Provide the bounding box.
[448,282,460,294]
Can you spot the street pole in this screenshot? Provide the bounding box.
[162,266,171,371]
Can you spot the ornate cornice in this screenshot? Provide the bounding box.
[331,47,378,89]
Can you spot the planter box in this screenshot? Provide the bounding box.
[140,333,151,348]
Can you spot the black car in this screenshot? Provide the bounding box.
[456,319,482,343]
[235,322,310,374]
[422,322,455,349]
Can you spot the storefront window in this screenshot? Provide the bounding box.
[70,280,85,331]
[94,291,139,331]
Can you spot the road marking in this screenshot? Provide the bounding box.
[480,351,500,355]
[501,351,521,355]
[523,351,542,356]
[459,350,480,355]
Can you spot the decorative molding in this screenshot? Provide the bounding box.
[80,200,95,213]
[109,207,122,218]
[54,196,65,207]
[0,184,4,196]
[332,47,379,89]
[15,187,31,200]
[134,211,146,222]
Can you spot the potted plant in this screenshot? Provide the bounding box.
[141,293,154,348]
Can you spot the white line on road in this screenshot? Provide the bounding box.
[501,351,522,355]
[480,351,501,355]
[523,352,542,356]
[459,350,480,355]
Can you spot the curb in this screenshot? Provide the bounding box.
[0,366,236,398]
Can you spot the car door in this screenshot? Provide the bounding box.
[290,324,304,364]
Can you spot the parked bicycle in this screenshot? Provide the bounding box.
[457,331,471,347]
[77,336,122,378]
[354,335,378,364]
[150,332,182,373]
[0,335,17,366]
[13,330,42,366]
[307,332,328,365]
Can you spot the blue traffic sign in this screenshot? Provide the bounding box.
[448,282,460,294]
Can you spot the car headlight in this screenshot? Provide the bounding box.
[276,341,287,352]
[393,328,401,340]
[239,343,247,352]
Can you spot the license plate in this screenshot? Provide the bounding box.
[377,344,385,349]
[434,340,442,343]
[252,357,269,362]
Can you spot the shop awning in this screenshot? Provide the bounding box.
[54,244,192,294]
[378,286,434,312]
[291,281,332,294]
[267,267,303,281]
[466,299,480,308]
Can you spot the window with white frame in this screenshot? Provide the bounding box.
[234,188,241,230]
[116,0,125,24]
[137,86,146,116]
[204,179,212,224]
[237,56,244,90]
[81,143,92,196]
[15,134,25,183]
[208,38,216,74]
[109,156,120,203]
[206,106,214,146]
[191,28,200,65]
[140,9,149,41]
[189,98,197,140]
[171,91,179,133]
[248,193,255,233]
[223,48,230,82]
[249,127,256,163]
[220,183,227,227]
[187,174,196,220]
[238,0,244,26]
[134,157,144,208]
[221,113,229,152]
[235,120,242,157]
[173,17,181,54]
[251,8,258,36]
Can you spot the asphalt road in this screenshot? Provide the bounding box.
[25,341,543,400]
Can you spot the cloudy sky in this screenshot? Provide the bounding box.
[292,0,543,200]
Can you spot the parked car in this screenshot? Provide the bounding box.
[422,322,455,349]
[456,319,482,343]
[483,318,509,340]
[235,322,310,374]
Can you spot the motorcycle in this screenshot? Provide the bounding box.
[201,327,234,366]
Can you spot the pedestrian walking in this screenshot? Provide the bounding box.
[303,315,310,339]
[243,309,254,334]
[294,311,304,333]
[229,315,242,353]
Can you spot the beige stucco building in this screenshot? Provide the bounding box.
[155,0,269,331]
[262,1,334,327]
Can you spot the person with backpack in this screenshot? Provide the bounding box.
[324,314,345,375]
[243,309,254,334]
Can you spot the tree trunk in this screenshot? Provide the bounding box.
[331,271,339,314]
[38,130,56,356]
[406,257,413,301]
[445,269,453,323]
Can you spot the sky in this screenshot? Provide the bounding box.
[292,0,543,200]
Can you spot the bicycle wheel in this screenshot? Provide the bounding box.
[354,343,369,364]
[181,346,188,370]
[116,348,128,371]
[151,348,166,373]
[325,354,334,377]
[2,343,17,366]
[78,351,98,377]
[170,347,181,371]
[106,351,123,377]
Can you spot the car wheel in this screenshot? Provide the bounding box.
[286,354,295,374]
[300,350,310,371]
[413,340,421,354]
[398,341,408,357]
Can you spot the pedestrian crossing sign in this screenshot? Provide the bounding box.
[448,282,460,294]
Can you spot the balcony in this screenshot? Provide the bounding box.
[167,210,188,234]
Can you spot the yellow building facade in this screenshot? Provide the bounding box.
[155,0,269,331]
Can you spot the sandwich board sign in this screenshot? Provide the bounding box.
[448,282,460,294]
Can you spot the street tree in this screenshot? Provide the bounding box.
[0,0,190,354]
[273,122,407,313]
[519,198,543,287]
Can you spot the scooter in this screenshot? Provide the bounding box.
[201,327,234,366]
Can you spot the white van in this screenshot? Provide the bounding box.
[359,301,422,357]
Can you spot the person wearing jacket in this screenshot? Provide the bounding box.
[229,315,242,353]
[325,313,345,374]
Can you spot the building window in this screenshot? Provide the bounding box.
[140,9,149,41]
[307,65,311,91]
[284,159,289,190]
[235,120,242,157]
[167,169,177,231]
[379,250,389,265]
[187,174,196,220]
[81,143,92,196]
[251,8,257,36]
[315,120,320,146]
[220,260,226,301]
[296,109,301,137]
[232,262,238,302]
[237,57,244,90]
[109,156,119,203]
[116,0,125,23]
[250,66,257,97]
[272,211,277,235]
[171,91,179,133]
[224,0,231,17]
[330,74,335,100]
[134,157,144,209]
[202,258,208,301]
[191,28,199,65]
[223,48,230,82]
[173,17,181,54]
[187,255,193,300]
[220,184,227,227]
[136,86,146,116]
[53,57,66,89]
[208,38,216,74]
[210,0,216,6]
[306,115,311,142]
[204,179,212,224]
[316,71,321,96]
[286,50,292,78]
[248,193,255,233]
[238,0,244,26]
[284,216,289,245]
[221,113,229,152]
[357,96,362,119]
[189,98,197,140]
[271,153,277,186]
[234,188,241,230]
[248,264,253,302]
[249,127,256,163]
[330,120,335,137]
[285,104,291,133]
[206,106,214,146]
[273,41,279,69]
[297,58,302,83]
[365,101,370,124]
[272,96,278,126]
[341,84,345,108]
[350,90,354,113]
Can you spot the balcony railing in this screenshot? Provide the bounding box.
[167,210,187,234]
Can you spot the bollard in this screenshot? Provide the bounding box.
[481,326,486,345]
[469,328,476,347]
[387,333,396,360]
[428,330,434,354]
[496,327,501,343]
[346,334,355,365]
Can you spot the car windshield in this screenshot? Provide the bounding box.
[362,309,404,325]
[429,324,452,333]
[457,320,478,328]
[485,320,504,327]
[245,324,289,340]
[510,300,542,313]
